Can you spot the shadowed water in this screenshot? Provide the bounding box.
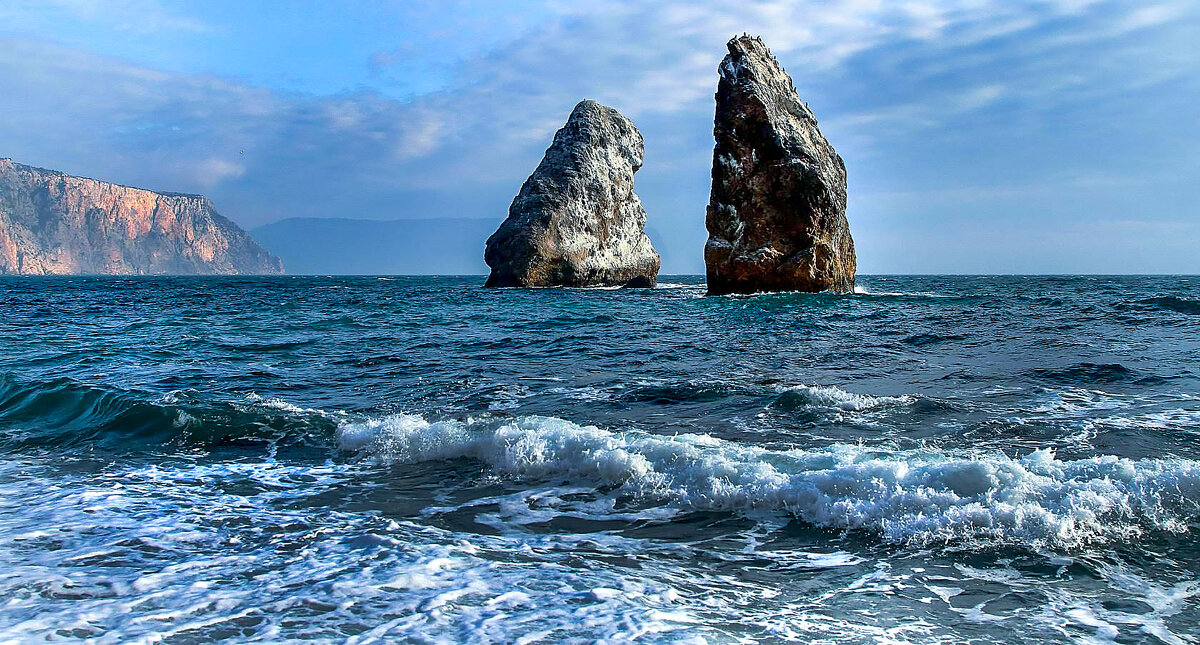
[1,275,1198,642]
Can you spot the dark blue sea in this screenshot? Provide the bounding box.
[1,275,1199,643]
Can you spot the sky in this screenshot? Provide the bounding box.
[1,0,1197,274]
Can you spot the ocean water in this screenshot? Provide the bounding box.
[1,275,1198,643]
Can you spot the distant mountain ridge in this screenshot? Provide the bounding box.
[252,217,499,275]
[252,216,689,276]
[0,158,282,275]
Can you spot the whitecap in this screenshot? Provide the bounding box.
[853,285,951,298]
[770,384,915,412]
[242,392,340,418]
[338,414,1200,550]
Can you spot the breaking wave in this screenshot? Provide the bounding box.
[0,374,338,450]
[338,414,1200,550]
[769,384,915,412]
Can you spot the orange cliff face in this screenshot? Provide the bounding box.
[0,158,283,275]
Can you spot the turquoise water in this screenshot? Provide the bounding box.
[1,275,1198,642]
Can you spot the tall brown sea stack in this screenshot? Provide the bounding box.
[704,35,856,295]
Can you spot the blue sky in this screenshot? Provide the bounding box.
[1,0,1197,273]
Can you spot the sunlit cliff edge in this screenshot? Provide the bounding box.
[0,158,282,275]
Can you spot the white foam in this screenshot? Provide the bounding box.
[339,414,1200,549]
[242,393,339,417]
[853,285,950,298]
[0,458,709,643]
[773,384,914,412]
[1025,559,1200,644]
[4,451,1196,643]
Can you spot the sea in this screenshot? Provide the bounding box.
[1,275,1198,643]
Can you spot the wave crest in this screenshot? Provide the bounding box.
[769,385,914,412]
[338,414,1200,549]
[1134,296,1200,315]
[0,375,338,450]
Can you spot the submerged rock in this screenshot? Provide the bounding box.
[704,35,856,295]
[0,158,282,275]
[484,100,660,288]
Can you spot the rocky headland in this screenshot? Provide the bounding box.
[704,35,856,295]
[484,100,660,288]
[0,158,282,275]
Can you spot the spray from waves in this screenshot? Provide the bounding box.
[768,384,915,412]
[339,414,1200,550]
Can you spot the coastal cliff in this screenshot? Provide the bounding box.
[0,158,282,275]
[485,100,660,288]
[704,36,855,295]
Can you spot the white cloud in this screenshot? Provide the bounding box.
[394,112,445,161]
[192,158,245,188]
[1119,3,1184,31]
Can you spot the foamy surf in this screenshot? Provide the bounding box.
[338,414,1200,550]
[770,384,915,412]
[5,275,1200,642]
[854,284,952,298]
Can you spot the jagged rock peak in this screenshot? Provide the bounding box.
[704,35,856,295]
[0,158,283,275]
[484,100,660,288]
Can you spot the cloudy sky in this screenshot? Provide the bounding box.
[2,0,1197,273]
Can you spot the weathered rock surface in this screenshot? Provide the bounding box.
[485,100,660,287]
[0,158,282,275]
[704,35,856,295]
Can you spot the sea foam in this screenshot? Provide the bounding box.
[770,384,914,412]
[339,414,1200,549]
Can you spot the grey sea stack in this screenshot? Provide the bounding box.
[704,35,856,295]
[0,158,282,275]
[484,100,660,288]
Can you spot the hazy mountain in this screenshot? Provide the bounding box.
[251,217,499,275]
[251,217,691,276]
